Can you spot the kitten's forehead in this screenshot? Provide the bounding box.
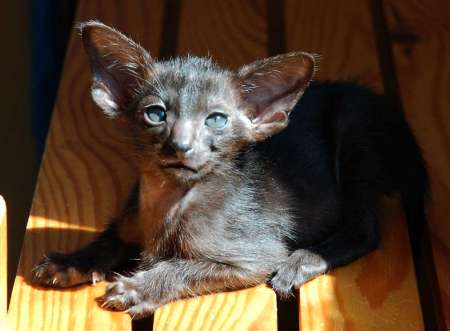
[153,56,235,113]
[158,56,226,79]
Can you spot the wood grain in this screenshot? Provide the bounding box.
[153,1,277,330]
[383,0,450,328]
[284,0,424,329]
[176,0,268,68]
[285,0,384,92]
[154,285,276,331]
[300,199,423,330]
[7,0,165,330]
[0,196,7,330]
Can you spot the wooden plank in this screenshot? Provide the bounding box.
[284,0,425,329]
[154,285,275,331]
[299,199,423,330]
[383,0,450,328]
[176,0,268,69]
[7,1,165,330]
[153,1,277,330]
[0,196,7,330]
[285,0,384,92]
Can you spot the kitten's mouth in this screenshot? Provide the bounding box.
[161,162,199,173]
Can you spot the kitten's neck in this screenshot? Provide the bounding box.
[138,155,249,210]
[140,167,187,203]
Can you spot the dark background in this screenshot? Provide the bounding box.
[0,0,76,294]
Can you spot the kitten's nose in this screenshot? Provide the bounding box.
[170,120,194,156]
[171,140,192,154]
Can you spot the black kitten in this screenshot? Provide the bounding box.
[32,21,427,318]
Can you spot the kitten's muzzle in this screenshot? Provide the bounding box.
[171,141,192,154]
[161,161,201,173]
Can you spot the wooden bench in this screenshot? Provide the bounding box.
[6,0,449,330]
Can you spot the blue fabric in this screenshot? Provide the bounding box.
[30,0,74,159]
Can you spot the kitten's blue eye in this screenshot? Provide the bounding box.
[205,113,228,129]
[144,105,167,125]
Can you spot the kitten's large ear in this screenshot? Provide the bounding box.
[79,21,152,116]
[236,52,318,141]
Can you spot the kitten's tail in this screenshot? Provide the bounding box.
[378,108,445,330]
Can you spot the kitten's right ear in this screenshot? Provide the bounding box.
[235,52,318,142]
[79,21,152,116]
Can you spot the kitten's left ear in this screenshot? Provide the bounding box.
[236,52,318,141]
[79,21,152,116]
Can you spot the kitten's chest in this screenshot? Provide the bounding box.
[137,177,215,258]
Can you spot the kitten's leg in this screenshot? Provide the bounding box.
[271,149,381,295]
[32,184,141,288]
[270,206,379,296]
[97,259,266,317]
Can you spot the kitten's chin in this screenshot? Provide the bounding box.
[160,162,211,184]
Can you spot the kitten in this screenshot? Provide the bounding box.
[32,21,428,318]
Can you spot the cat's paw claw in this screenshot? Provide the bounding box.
[32,255,103,288]
[92,271,105,285]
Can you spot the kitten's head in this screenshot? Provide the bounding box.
[80,21,318,184]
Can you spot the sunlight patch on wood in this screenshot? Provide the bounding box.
[28,216,98,232]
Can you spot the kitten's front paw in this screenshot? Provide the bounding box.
[270,249,327,297]
[32,254,104,288]
[97,276,158,318]
[270,267,297,298]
